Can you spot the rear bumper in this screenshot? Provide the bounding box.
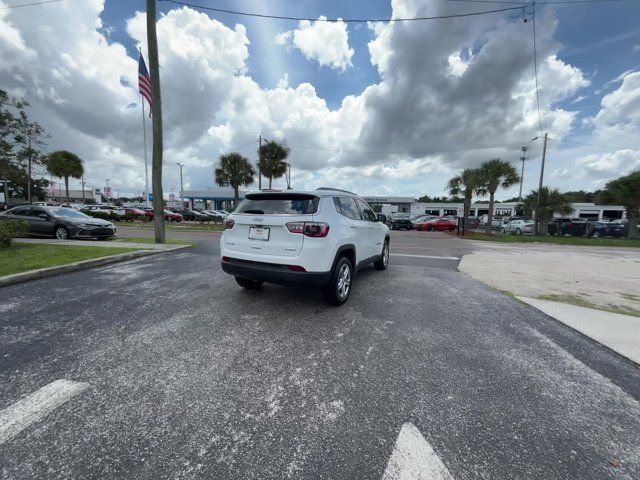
[221,257,331,287]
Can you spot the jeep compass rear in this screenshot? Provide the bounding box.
[220,189,390,305]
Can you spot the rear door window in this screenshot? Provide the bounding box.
[337,197,362,220]
[236,194,319,215]
[356,199,376,222]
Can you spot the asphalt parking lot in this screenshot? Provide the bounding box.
[1,230,639,479]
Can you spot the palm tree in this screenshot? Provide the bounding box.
[46,150,83,206]
[522,187,572,236]
[478,158,520,234]
[258,140,289,189]
[215,152,255,205]
[447,168,483,235]
[597,170,640,239]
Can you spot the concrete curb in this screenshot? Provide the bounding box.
[0,245,191,288]
[517,296,640,366]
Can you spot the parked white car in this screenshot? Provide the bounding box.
[220,188,390,305]
[501,219,534,235]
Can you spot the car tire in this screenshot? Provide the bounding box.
[515,228,522,235]
[427,225,433,232]
[500,228,506,233]
[235,277,263,290]
[323,256,353,306]
[54,226,69,240]
[593,231,600,238]
[374,240,389,271]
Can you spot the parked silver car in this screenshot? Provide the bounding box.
[501,219,534,235]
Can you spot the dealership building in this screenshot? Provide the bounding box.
[180,189,627,221]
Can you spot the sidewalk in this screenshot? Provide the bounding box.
[518,297,640,364]
[15,238,179,251]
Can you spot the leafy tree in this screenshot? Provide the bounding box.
[597,170,640,239]
[447,168,483,234]
[522,187,572,236]
[215,152,256,204]
[478,159,520,234]
[0,90,48,203]
[258,140,289,189]
[46,151,84,206]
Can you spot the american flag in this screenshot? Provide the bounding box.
[138,52,152,115]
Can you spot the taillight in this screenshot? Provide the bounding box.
[286,222,330,238]
[223,218,235,230]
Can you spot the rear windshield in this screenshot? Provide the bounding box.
[236,194,319,215]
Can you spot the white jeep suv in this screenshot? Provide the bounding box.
[220,188,390,305]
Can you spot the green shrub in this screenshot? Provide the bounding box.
[0,220,29,247]
[123,213,136,222]
[140,215,151,223]
[83,210,111,221]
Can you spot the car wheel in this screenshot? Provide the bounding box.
[374,240,389,270]
[500,228,506,233]
[515,228,522,235]
[593,231,600,238]
[323,256,353,306]
[54,226,69,240]
[235,277,263,290]
[427,225,433,232]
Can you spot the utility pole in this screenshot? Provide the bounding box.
[176,162,184,199]
[27,137,32,204]
[147,0,165,243]
[518,146,527,202]
[81,174,85,201]
[534,133,548,236]
[106,178,110,202]
[258,134,262,190]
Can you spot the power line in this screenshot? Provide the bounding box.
[0,0,62,9]
[547,137,640,150]
[197,139,258,159]
[158,0,527,22]
[531,7,544,137]
[284,140,535,156]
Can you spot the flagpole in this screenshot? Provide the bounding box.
[142,94,150,208]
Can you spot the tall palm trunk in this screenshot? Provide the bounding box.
[269,176,272,189]
[64,176,69,206]
[485,191,495,234]
[234,186,239,206]
[463,190,472,236]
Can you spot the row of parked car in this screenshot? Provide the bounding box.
[496,216,635,237]
[59,203,229,223]
[385,213,459,231]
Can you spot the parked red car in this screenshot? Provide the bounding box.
[124,208,147,218]
[415,218,457,231]
[142,208,183,222]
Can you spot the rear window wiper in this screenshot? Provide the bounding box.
[243,209,265,214]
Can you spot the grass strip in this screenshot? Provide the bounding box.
[458,232,640,248]
[111,237,194,245]
[537,294,640,318]
[0,244,143,277]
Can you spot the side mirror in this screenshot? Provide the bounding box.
[377,214,387,223]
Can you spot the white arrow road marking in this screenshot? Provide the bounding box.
[0,379,88,445]
[382,423,455,480]
[391,253,460,261]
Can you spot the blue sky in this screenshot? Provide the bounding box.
[1,0,639,199]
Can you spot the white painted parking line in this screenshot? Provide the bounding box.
[391,253,460,261]
[0,379,88,445]
[382,423,455,480]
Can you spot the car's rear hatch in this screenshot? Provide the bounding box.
[223,193,319,257]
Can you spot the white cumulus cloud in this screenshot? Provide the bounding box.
[275,17,354,71]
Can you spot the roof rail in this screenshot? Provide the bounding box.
[316,187,357,195]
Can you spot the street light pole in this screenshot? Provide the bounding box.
[258,134,262,190]
[106,178,110,202]
[518,146,527,202]
[176,162,184,201]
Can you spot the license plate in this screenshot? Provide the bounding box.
[249,226,270,241]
